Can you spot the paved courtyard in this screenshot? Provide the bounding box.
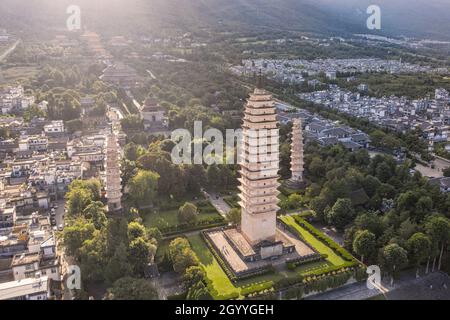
[207,225,317,275]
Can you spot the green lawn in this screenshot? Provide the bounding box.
[280,215,346,266]
[0,66,40,84]
[184,216,350,299]
[143,200,223,230]
[187,234,282,299]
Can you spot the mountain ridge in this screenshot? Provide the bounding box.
[0,0,448,40]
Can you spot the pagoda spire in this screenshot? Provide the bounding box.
[289,118,304,185]
[256,69,264,89]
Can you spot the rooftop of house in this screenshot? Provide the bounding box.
[321,127,352,137]
[141,97,165,112]
[0,276,49,300]
[11,252,40,267]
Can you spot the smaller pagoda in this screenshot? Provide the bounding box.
[286,118,305,189]
[105,133,122,212]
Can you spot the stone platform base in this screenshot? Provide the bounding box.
[205,223,316,276]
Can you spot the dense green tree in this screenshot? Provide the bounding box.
[183,266,206,290]
[425,215,450,270]
[66,187,94,216]
[127,170,160,207]
[406,232,432,276]
[121,115,143,132]
[105,243,133,284]
[308,157,326,179]
[124,142,146,161]
[361,176,382,198]
[380,243,408,285]
[185,165,207,194]
[398,218,418,240]
[326,198,355,230]
[168,238,199,273]
[178,202,198,224]
[66,119,83,133]
[121,159,137,190]
[226,208,241,226]
[61,218,96,257]
[128,237,155,275]
[186,281,212,300]
[107,277,158,300]
[375,162,393,183]
[138,152,186,197]
[287,193,303,209]
[353,230,376,263]
[78,229,108,281]
[69,179,102,201]
[206,164,221,188]
[83,201,107,229]
[127,221,147,242]
[147,227,163,243]
[355,212,385,237]
[443,167,450,177]
[23,104,46,122]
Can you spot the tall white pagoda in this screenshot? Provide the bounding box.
[239,78,280,245]
[289,118,304,185]
[105,134,122,212]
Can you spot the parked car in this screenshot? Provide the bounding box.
[50,218,56,226]
[58,224,64,231]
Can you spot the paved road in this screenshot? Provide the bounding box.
[306,270,449,300]
[146,69,157,80]
[107,106,124,120]
[153,271,183,299]
[0,39,20,63]
[415,163,443,178]
[433,155,450,173]
[413,155,450,178]
[310,221,344,246]
[53,199,66,227]
[204,191,231,217]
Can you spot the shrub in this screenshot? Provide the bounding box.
[293,216,356,262]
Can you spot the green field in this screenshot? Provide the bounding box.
[337,73,450,99]
[0,65,40,84]
[187,233,282,299]
[280,215,346,266]
[143,199,223,230]
[186,213,352,299]
[143,208,222,230]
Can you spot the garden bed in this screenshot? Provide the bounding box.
[142,198,226,235]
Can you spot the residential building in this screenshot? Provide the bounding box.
[0,276,50,300]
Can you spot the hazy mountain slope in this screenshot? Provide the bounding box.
[314,0,450,39]
[0,0,448,40]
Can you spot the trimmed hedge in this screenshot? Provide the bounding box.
[285,253,326,269]
[160,217,226,236]
[292,216,356,262]
[240,282,274,297]
[201,231,238,282]
[223,195,240,209]
[264,264,366,300]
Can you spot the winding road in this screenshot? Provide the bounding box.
[0,39,21,63]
